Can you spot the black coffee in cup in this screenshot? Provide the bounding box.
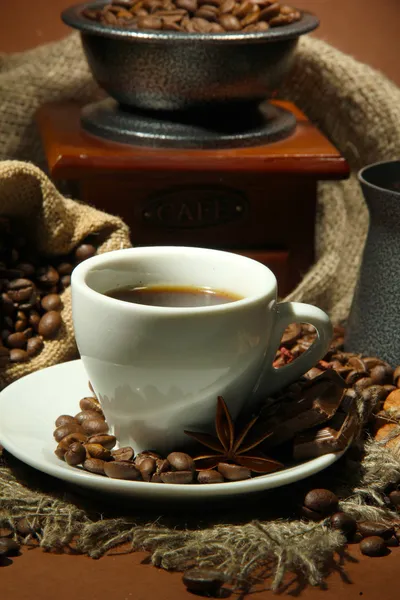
[106,285,242,307]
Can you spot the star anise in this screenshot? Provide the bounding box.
[184,396,283,474]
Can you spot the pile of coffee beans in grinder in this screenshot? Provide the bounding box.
[0,217,98,367]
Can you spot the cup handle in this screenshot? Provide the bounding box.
[254,301,333,398]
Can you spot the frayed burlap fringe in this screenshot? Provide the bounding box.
[1,429,400,592]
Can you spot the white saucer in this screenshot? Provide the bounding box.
[0,360,346,501]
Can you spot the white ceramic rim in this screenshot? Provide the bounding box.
[71,246,277,316]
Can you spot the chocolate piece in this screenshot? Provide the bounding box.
[260,371,347,447]
[293,409,357,461]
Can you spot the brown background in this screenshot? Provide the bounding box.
[0,0,399,85]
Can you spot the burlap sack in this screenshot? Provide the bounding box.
[1,33,400,324]
[0,160,131,389]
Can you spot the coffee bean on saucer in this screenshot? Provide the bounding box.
[55,433,88,459]
[197,470,224,484]
[41,293,62,312]
[79,397,103,415]
[88,434,117,450]
[104,461,141,480]
[111,446,135,461]
[0,538,20,557]
[55,415,78,428]
[53,422,84,442]
[330,512,357,536]
[217,462,251,481]
[81,418,109,436]
[84,443,112,461]
[167,452,195,472]
[160,471,194,484]
[358,521,395,540]
[304,489,339,516]
[65,442,86,466]
[137,457,156,481]
[360,536,388,557]
[75,410,105,424]
[83,458,106,475]
[38,311,62,339]
[26,336,43,357]
[182,568,228,595]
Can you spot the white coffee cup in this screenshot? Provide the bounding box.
[72,247,332,453]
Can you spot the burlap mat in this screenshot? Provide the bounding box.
[1,33,400,324]
[0,161,131,389]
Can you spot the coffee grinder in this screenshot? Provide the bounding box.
[36,2,349,296]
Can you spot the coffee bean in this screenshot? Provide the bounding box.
[36,266,59,287]
[0,346,10,367]
[15,262,35,278]
[217,462,251,481]
[345,369,369,386]
[55,433,88,459]
[300,506,323,521]
[358,521,395,540]
[182,569,227,595]
[88,434,117,450]
[151,473,163,483]
[41,294,62,312]
[7,331,28,350]
[79,397,103,415]
[0,538,20,557]
[386,536,399,547]
[7,279,36,307]
[38,311,62,339]
[360,536,388,557]
[55,414,78,428]
[137,15,163,28]
[26,336,43,357]
[83,458,106,475]
[167,452,195,472]
[389,490,400,506]
[75,410,105,424]
[56,262,73,276]
[54,422,85,442]
[160,470,194,484]
[81,418,109,436]
[330,512,357,536]
[9,348,29,362]
[137,457,156,481]
[393,365,400,387]
[28,310,41,331]
[219,13,241,29]
[370,364,393,385]
[104,461,141,480]
[196,5,218,19]
[65,442,86,466]
[240,10,260,26]
[112,446,135,461]
[85,443,112,461]
[304,489,339,515]
[233,0,254,18]
[197,470,224,484]
[219,0,235,12]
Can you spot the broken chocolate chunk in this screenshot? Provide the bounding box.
[259,371,347,447]
[293,409,358,461]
